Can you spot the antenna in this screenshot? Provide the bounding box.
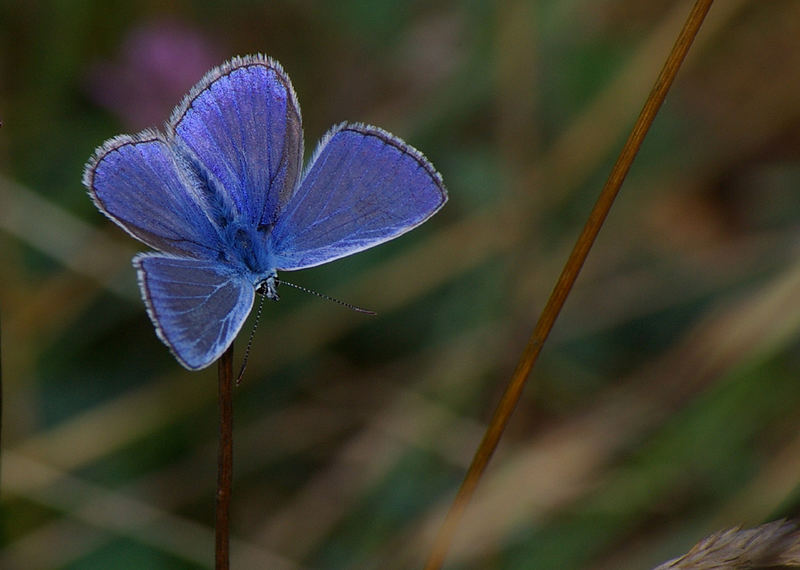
[236,277,376,384]
[235,292,267,385]
[274,278,377,315]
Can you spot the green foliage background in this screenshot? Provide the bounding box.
[2,1,800,568]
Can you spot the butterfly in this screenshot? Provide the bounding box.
[84,54,447,370]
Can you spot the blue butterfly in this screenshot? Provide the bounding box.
[84,54,447,370]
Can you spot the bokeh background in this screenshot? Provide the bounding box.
[3,1,800,568]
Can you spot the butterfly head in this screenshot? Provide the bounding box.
[256,274,279,301]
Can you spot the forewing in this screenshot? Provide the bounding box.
[269,123,447,270]
[169,54,303,228]
[135,254,254,370]
[85,132,223,258]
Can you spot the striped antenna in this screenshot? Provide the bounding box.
[236,278,376,384]
[274,278,377,315]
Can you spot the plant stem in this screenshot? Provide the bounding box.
[423,1,715,568]
[216,344,234,570]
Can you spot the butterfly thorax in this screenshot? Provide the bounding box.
[218,218,276,282]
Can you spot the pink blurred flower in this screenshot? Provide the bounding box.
[87,20,222,129]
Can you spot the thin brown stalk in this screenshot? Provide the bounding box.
[423,1,716,568]
[216,344,234,570]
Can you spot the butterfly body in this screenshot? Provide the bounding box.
[85,55,446,370]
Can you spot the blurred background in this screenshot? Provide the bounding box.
[2,1,800,568]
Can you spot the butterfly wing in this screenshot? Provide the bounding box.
[269,123,447,271]
[135,254,254,370]
[85,132,224,259]
[169,54,303,229]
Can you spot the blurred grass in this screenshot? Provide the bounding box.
[3,1,800,568]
